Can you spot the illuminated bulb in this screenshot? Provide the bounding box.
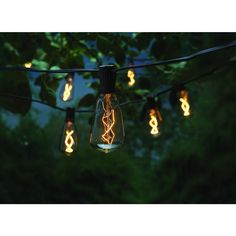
[179,89,190,117]
[24,62,32,68]
[90,65,125,153]
[60,108,78,156]
[145,97,163,137]
[127,69,135,87]
[60,73,74,102]
[148,108,162,137]
[149,109,159,137]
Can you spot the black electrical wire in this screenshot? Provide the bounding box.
[0,40,236,74]
[1,41,236,113]
[0,66,99,74]
[116,40,236,72]
[0,93,94,113]
[1,59,236,112]
[120,58,236,106]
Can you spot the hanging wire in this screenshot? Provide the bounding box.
[1,41,236,112]
[119,58,236,106]
[0,41,236,74]
[0,66,99,74]
[0,93,94,113]
[0,59,236,112]
[116,40,236,72]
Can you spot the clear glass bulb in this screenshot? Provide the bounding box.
[60,121,78,156]
[90,93,125,153]
[179,89,190,117]
[148,108,161,138]
[127,69,135,87]
[60,75,74,102]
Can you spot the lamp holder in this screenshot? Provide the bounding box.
[99,65,116,94]
[65,107,75,122]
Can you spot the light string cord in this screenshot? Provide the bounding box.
[0,67,99,74]
[0,41,236,112]
[119,58,236,107]
[0,41,235,74]
[1,59,235,112]
[0,93,94,113]
[116,40,236,72]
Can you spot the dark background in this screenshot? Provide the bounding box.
[0,33,236,203]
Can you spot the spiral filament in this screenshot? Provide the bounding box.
[101,94,115,144]
[24,62,32,68]
[149,109,159,136]
[62,83,73,101]
[179,90,190,116]
[61,74,73,102]
[127,69,135,87]
[65,129,75,154]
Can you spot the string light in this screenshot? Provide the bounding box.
[149,108,163,137]
[1,41,236,155]
[145,97,163,137]
[127,69,135,87]
[179,89,190,117]
[60,108,78,156]
[90,65,125,153]
[149,109,159,136]
[60,73,74,102]
[24,62,32,68]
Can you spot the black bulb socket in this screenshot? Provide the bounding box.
[99,65,116,94]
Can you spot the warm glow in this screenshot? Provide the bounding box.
[65,129,75,154]
[149,109,159,136]
[24,62,32,68]
[101,94,115,144]
[179,90,190,116]
[127,69,135,87]
[62,82,73,101]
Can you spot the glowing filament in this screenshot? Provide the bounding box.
[127,69,135,87]
[62,82,73,101]
[24,62,32,68]
[101,94,115,144]
[179,90,190,116]
[149,109,159,136]
[65,129,74,154]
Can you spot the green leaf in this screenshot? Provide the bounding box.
[134,89,150,96]
[32,59,49,69]
[49,66,66,79]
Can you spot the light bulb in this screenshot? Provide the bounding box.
[145,97,163,137]
[149,108,161,137]
[60,108,78,156]
[24,62,32,68]
[127,69,135,87]
[90,65,125,153]
[60,73,74,102]
[179,89,190,117]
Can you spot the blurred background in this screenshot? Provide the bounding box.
[0,33,236,203]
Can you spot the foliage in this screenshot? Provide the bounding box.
[0,33,236,203]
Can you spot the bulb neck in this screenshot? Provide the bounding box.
[65,108,75,122]
[99,65,116,94]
